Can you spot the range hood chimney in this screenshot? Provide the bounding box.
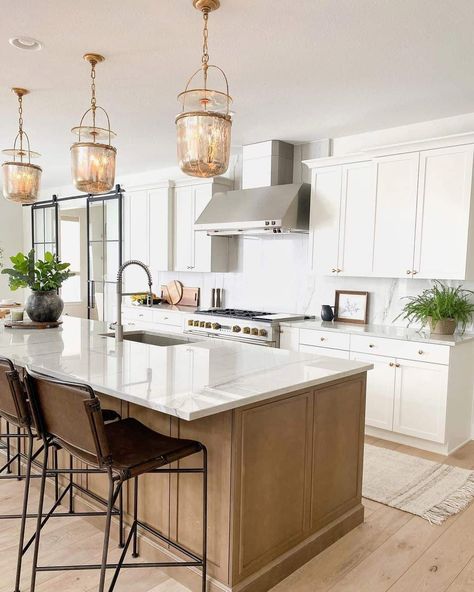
[195,141,310,236]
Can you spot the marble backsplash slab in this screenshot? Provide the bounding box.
[146,236,474,333]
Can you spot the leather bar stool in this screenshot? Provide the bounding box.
[0,356,124,592]
[25,367,208,592]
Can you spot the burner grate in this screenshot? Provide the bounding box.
[196,308,272,319]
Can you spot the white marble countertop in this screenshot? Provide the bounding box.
[0,317,372,421]
[280,319,474,347]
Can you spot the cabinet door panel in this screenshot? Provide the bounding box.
[127,190,149,290]
[393,359,448,443]
[149,187,172,271]
[350,352,395,431]
[309,167,342,274]
[373,153,419,277]
[174,187,194,271]
[338,162,376,276]
[414,145,474,279]
[193,185,213,272]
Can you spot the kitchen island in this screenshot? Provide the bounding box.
[0,317,371,592]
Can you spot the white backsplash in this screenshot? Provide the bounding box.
[151,236,474,333]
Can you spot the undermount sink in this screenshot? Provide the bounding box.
[101,331,193,347]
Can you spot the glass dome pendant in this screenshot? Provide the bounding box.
[2,88,42,204]
[176,0,233,178]
[70,54,117,194]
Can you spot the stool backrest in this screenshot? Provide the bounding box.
[0,356,30,428]
[24,367,111,466]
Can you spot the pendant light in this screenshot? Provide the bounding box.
[176,0,232,178]
[2,88,42,204]
[71,54,116,194]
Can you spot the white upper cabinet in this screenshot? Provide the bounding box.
[124,182,173,286]
[338,162,376,276]
[309,166,342,274]
[173,178,232,273]
[306,134,474,280]
[310,161,375,276]
[372,153,419,278]
[414,145,474,279]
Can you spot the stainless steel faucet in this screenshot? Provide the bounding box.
[115,260,153,343]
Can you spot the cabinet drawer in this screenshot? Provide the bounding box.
[152,310,183,327]
[299,329,350,351]
[350,335,450,365]
[122,307,154,323]
[299,344,350,359]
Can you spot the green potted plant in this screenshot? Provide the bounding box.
[1,249,72,322]
[396,280,474,335]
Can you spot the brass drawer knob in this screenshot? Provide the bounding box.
[396,363,400,368]
[320,337,326,342]
[412,270,418,275]
[389,362,394,367]
[369,344,375,348]
[406,270,412,275]
[418,350,424,355]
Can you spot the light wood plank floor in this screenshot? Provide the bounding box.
[2,436,474,592]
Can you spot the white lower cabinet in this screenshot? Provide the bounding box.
[282,324,474,453]
[350,352,396,431]
[393,359,448,443]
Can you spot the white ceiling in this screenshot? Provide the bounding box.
[1,0,474,188]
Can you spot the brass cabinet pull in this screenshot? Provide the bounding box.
[406,270,412,275]
[331,268,337,273]
[369,344,375,348]
[337,268,342,273]
[418,350,423,355]
[320,337,326,342]
[412,270,418,275]
[395,363,400,368]
[389,362,395,367]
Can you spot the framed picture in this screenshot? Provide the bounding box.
[334,290,369,324]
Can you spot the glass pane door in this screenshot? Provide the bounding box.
[31,202,58,260]
[87,192,123,322]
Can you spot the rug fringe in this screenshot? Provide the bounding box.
[423,473,474,525]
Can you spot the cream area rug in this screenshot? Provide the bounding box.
[363,444,474,524]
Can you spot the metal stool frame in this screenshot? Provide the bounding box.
[0,356,125,592]
[25,368,208,592]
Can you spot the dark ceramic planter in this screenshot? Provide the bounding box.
[25,290,63,323]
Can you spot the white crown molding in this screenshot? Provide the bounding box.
[303,131,474,169]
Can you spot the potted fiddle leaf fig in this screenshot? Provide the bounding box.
[396,280,474,335]
[1,249,72,322]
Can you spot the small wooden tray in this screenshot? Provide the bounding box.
[4,320,63,330]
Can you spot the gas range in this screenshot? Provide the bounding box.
[184,308,308,347]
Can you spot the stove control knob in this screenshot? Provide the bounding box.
[259,328,268,337]
[211,323,221,330]
[205,322,212,329]
[251,328,259,336]
[193,320,200,327]
[243,326,251,334]
[232,325,241,333]
[199,321,206,328]
[187,319,194,326]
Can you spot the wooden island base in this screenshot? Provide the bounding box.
[47,372,367,592]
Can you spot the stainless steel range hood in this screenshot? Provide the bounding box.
[194,140,310,236]
[194,183,310,235]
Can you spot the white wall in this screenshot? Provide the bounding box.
[0,199,25,300]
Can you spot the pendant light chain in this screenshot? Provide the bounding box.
[17,93,24,158]
[202,10,210,89]
[90,60,97,131]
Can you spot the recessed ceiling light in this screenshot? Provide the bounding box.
[9,37,43,51]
